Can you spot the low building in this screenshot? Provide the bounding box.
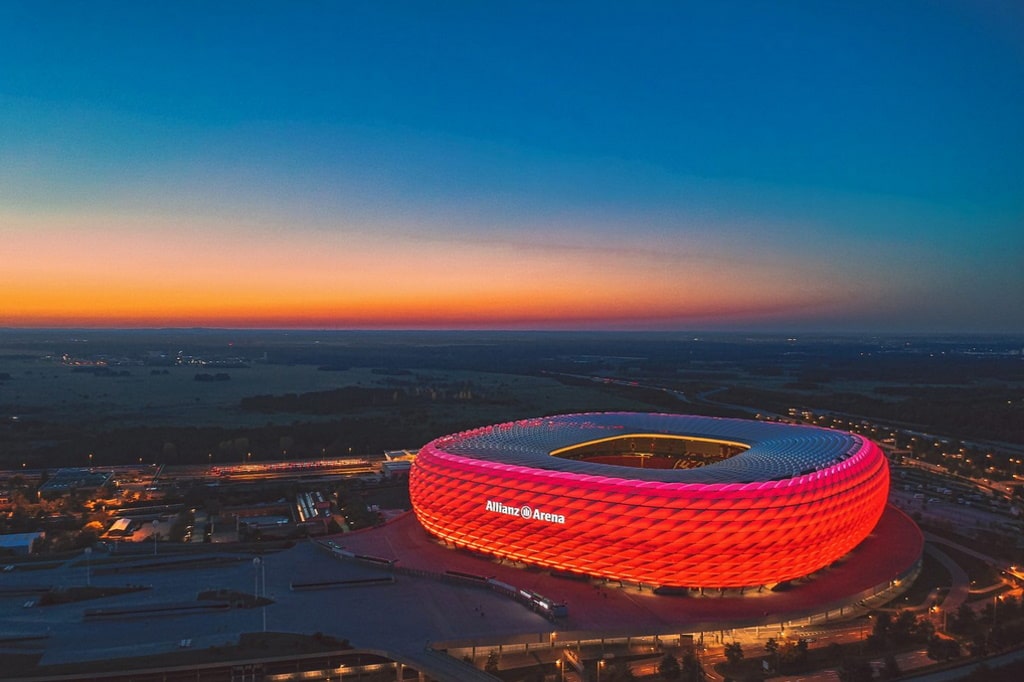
[39,468,113,499]
[0,531,44,555]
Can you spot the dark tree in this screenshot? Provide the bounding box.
[927,635,960,662]
[872,611,892,640]
[724,642,744,665]
[989,624,1008,651]
[893,610,918,644]
[779,640,806,672]
[658,653,681,680]
[764,636,779,665]
[952,603,976,634]
[680,650,701,682]
[968,632,988,658]
[914,617,935,641]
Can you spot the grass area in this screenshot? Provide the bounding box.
[197,589,273,608]
[1,362,673,468]
[93,555,252,574]
[0,357,659,435]
[71,553,170,566]
[926,526,1020,565]
[37,584,148,606]
[938,545,1003,588]
[2,561,65,572]
[900,553,951,606]
[4,632,353,679]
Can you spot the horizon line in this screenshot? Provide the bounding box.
[1,326,1021,338]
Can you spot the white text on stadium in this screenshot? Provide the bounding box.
[485,500,566,524]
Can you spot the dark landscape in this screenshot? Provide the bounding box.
[2,329,1021,469]
[3,331,1024,681]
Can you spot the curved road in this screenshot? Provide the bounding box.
[924,543,970,615]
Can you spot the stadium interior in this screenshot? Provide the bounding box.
[551,435,747,470]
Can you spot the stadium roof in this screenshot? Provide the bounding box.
[432,412,865,484]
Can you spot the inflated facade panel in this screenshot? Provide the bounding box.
[409,413,890,588]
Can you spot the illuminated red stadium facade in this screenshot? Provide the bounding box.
[409,413,890,589]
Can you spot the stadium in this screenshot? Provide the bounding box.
[409,412,891,589]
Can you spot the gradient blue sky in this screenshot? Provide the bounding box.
[1,1,1022,332]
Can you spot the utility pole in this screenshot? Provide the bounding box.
[84,547,92,586]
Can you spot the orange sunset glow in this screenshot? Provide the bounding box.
[1,214,849,329]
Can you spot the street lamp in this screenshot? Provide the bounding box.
[597,658,605,682]
[253,557,266,632]
[556,658,564,682]
[152,519,159,556]
[84,547,92,586]
[930,605,946,632]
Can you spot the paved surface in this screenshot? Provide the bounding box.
[334,505,923,637]
[0,505,921,679]
[0,543,538,676]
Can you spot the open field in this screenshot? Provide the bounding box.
[0,358,651,430]
[2,329,1021,468]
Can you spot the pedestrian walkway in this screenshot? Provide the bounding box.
[925,543,970,614]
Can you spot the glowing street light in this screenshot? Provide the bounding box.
[931,605,947,632]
